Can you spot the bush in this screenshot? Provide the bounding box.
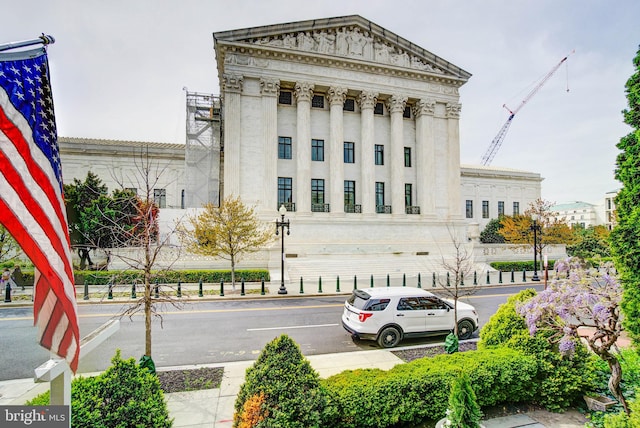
[234,335,326,428]
[447,372,483,427]
[489,261,556,272]
[26,350,172,427]
[479,288,597,411]
[322,347,537,427]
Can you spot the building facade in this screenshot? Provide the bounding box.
[213,15,475,258]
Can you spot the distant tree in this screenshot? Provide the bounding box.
[64,171,108,268]
[438,226,479,339]
[479,218,505,243]
[500,199,578,270]
[610,45,640,347]
[516,257,628,413]
[567,225,611,258]
[182,196,273,289]
[0,225,21,265]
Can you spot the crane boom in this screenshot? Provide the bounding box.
[480,51,573,166]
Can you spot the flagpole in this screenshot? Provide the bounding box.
[0,34,55,52]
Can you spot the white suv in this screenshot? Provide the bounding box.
[341,287,479,348]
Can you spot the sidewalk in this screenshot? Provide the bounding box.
[0,346,589,428]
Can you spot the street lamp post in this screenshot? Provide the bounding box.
[275,205,290,295]
[530,213,541,281]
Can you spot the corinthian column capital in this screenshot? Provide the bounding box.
[222,73,243,93]
[260,77,280,96]
[327,87,348,105]
[413,98,436,117]
[446,103,462,118]
[386,94,408,114]
[294,81,315,103]
[357,90,379,110]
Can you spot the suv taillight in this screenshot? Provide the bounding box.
[359,312,373,322]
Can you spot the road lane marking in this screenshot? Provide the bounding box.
[247,323,339,332]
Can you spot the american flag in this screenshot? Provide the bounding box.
[0,47,79,372]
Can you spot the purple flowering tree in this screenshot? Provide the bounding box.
[516,257,628,413]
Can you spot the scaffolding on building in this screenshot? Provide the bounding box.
[184,91,222,208]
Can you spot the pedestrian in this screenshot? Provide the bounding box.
[1,268,10,291]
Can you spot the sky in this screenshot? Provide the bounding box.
[2,0,639,206]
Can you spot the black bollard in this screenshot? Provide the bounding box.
[522,269,527,282]
[4,281,11,303]
[241,278,245,296]
[154,280,159,298]
[84,282,89,300]
[402,273,406,287]
[131,283,136,299]
[486,271,490,285]
[219,279,223,297]
[177,281,182,298]
[432,272,436,288]
[499,270,503,284]
[354,275,357,290]
[318,276,322,293]
[418,273,422,288]
[473,271,477,285]
[299,277,304,294]
[108,283,113,300]
[510,269,515,283]
[386,274,390,287]
[199,279,204,297]
[336,276,340,292]
[261,278,265,296]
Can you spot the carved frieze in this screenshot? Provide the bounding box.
[250,27,445,74]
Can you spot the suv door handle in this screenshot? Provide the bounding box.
[396,314,404,317]
[426,313,435,316]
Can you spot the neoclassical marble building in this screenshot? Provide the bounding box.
[58,16,546,277]
[213,15,480,258]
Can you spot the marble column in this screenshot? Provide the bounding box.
[328,86,348,214]
[261,77,279,212]
[222,73,243,198]
[358,91,378,214]
[387,94,408,215]
[446,102,463,219]
[294,81,314,214]
[414,99,436,217]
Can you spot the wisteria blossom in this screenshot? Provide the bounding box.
[516,257,628,413]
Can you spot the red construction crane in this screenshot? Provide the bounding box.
[480,51,574,166]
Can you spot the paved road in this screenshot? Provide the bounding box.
[0,284,544,380]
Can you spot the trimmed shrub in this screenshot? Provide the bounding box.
[78,268,270,286]
[490,261,556,272]
[322,347,537,427]
[233,334,326,428]
[26,350,172,427]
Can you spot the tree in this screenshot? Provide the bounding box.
[516,257,628,413]
[182,196,273,289]
[567,225,611,258]
[438,227,479,340]
[64,171,108,269]
[610,45,640,347]
[479,218,505,243]
[0,225,21,265]
[500,199,578,270]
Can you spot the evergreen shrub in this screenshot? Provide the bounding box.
[26,350,172,427]
[233,334,326,428]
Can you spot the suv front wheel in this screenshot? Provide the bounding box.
[377,326,402,348]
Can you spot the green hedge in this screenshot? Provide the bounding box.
[14,269,270,287]
[489,261,556,271]
[321,348,538,427]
